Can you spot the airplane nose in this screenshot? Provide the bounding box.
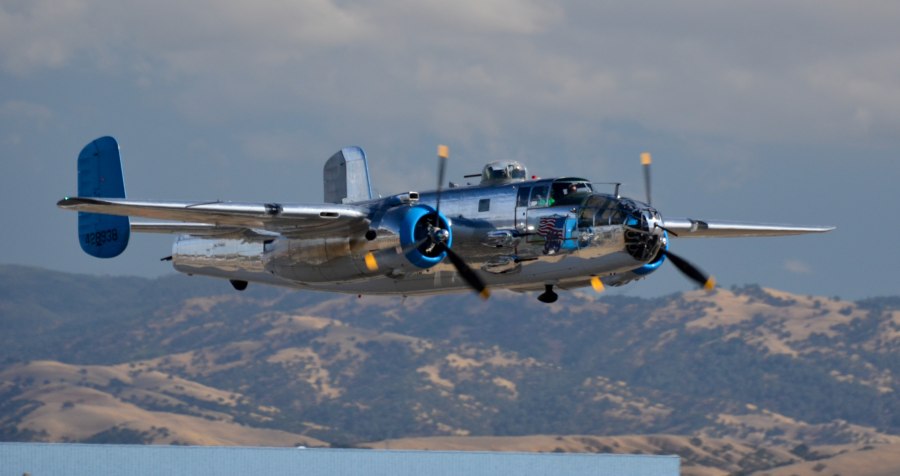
[624,206,666,262]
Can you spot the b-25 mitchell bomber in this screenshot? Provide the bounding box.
[59,137,833,303]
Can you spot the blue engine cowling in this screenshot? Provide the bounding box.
[399,205,452,269]
[604,231,668,287]
[632,234,668,277]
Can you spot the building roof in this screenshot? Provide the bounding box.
[1,443,678,476]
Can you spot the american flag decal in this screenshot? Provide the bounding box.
[538,215,566,239]
[538,215,567,255]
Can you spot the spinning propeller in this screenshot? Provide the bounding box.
[431,145,490,299]
[364,146,490,299]
[641,152,716,290]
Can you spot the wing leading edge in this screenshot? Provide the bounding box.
[663,218,835,238]
[57,197,370,238]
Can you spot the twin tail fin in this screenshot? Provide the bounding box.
[75,136,130,258]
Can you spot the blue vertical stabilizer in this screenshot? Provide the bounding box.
[76,136,130,258]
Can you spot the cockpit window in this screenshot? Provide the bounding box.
[551,181,593,205]
[516,186,531,207]
[529,185,550,207]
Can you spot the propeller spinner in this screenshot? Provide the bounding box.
[365,145,490,299]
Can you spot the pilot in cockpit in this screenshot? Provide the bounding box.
[551,181,590,206]
[531,188,548,207]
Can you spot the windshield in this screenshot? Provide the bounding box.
[551,181,593,205]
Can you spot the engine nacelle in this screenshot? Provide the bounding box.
[356,205,453,274]
[396,204,452,268]
[362,204,452,272]
[604,232,668,287]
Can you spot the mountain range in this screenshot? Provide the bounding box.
[1,265,898,475]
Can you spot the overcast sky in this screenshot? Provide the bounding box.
[2,1,897,299]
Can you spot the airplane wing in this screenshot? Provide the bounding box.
[58,197,370,238]
[129,222,280,241]
[663,218,835,238]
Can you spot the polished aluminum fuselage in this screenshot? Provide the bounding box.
[60,136,836,297]
[171,179,654,295]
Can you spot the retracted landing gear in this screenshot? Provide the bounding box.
[537,284,558,303]
[230,280,248,291]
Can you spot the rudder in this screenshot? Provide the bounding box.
[77,136,130,258]
[323,147,373,204]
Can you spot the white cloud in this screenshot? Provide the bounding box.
[361,0,561,36]
[1,100,53,122]
[0,1,895,300]
[4,1,900,151]
[784,259,812,274]
[0,0,370,76]
[0,0,97,73]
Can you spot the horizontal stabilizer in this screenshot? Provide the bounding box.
[664,218,835,238]
[76,136,130,258]
[58,197,370,238]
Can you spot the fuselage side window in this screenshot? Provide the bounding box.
[478,198,490,212]
[516,187,531,207]
[529,185,550,207]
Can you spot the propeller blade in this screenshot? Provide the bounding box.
[663,249,716,290]
[436,242,490,299]
[590,276,605,293]
[436,145,449,215]
[641,152,652,205]
[364,252,379,272]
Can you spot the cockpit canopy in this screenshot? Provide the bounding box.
[481,161,528,184]
[550,179,592,205]
[516,178,594,208]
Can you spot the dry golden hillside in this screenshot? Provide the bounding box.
[1,266,898,475]
[1,361,325,447]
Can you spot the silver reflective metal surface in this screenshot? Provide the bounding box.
[157,179,657,294]
[662,218,836,238]
[59,142,835,299]
[323,147,373,204]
